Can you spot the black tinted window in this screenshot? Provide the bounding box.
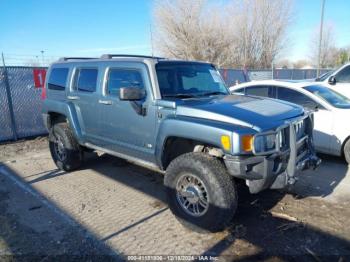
[246,86,270,97]
[336,66,350,83]
[107,69,144,95]
[277,87,315,107]
[75,68,98,92]
[234,88,245,94]
[48,68,69,90]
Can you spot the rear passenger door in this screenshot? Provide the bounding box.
[97,63,157,162]
[68,66,102,144]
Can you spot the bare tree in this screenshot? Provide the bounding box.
[229,0,294,68]
[153,0,234,67]
[309,23,336,68]
[153,0,293,69]
[293,59,311,69]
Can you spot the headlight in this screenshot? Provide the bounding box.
[253,133,277,154]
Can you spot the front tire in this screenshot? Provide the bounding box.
[344,139,350,165]
[49,122,82,171]
[164,153,237,232]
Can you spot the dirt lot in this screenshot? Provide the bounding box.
[0,137,349,261]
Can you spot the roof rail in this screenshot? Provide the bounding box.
[100,54,164,60]
[58,57,97,62]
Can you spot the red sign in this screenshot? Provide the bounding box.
[33,69,47,88]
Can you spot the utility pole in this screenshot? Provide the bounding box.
[150,24,154,57]
[40,50,45,66]
[271,61,274,80]
[317,0,325,77]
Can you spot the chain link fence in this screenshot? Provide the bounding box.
[0,66,48,142]
[0,66,332,142]
[219,68,331,86]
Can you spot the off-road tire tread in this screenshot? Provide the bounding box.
[164,152,237,233]
[344,139,350,165]
[49,122,82,171]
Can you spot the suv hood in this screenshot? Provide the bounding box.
[175,95,304,132]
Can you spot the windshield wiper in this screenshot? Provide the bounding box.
[162,93,198,99]
[198,91,227,96]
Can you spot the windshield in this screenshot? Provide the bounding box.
[316,70,334,81]
[156,62,229,98]
[303,85,350,109]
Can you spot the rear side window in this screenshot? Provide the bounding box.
[107,69,144,96]
[74,68,98,92]
[48,68,69,90]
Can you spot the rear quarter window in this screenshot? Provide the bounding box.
[48,68,69,90]
[234,88,245,94]
[246,86,270,97]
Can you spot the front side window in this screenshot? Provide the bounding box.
[156,62,228,98]
[48,68,69,90]
[336,66,350,83]
[74,68,98,92]
[107,69,144,96]
[277,87,317,108]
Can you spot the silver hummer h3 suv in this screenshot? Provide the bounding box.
[42,54,321,232]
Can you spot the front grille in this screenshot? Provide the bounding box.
[294,119,306,141]
[278,126,289,151]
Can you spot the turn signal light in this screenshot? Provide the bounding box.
[242,135,254,152]
[221,135,231,151]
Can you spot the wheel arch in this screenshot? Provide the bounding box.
[341,135,350,157]
[160,136,224,170]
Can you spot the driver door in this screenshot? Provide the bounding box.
[97,63,157,162]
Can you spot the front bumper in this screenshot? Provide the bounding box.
[224,115,321,193]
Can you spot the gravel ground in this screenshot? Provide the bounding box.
[0,138,350,261]
[0,136,48,162]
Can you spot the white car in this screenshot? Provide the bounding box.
[315,63,350,99]
[230,80,350,163]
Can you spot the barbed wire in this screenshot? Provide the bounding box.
[1,53,62,67]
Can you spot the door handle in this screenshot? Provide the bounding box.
[98,100,113,105]
[67,96,80,100]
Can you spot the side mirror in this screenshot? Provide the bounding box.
[303,102,319,112]
[119,87,145,100]
[328,76,336,85]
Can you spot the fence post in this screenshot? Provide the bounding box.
[1,53,18,141]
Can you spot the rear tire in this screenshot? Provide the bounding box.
[344,139,350,165]
[49,122,82,171]
[164,152,237,232]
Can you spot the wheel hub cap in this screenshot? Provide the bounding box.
[176,174,209,217]
[54,135,66,161]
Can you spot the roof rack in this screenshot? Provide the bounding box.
[58,57,97,62]
[100,54,164,60]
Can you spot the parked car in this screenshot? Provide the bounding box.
[315,63,350,99]
[230,80,350,163]
[42,55,320,232]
